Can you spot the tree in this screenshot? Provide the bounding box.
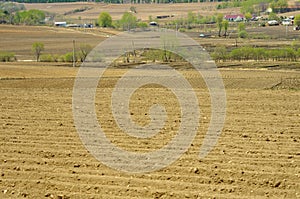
[216,13,224,37]
[0,2,25,23]
[278,0,288,13]
[129,6,137,13]
[238,30,248,38]
[271,0,288,13]
[32,42,44,62]
[245,12,252,21]
[241,1,254,14]
[222,20,229,37]
[294,14,300,27]
[238,23,245,32]
[212,45,228,62]
[0,10,5,21]
[268,12,279,21]
[187,11,196,24]
[238,23,247,38]
[98,12,112,27]
[78,43,92,62]
[120,12,137,31]
[14,9,45,25]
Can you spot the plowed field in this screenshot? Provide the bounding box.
[0,63,299,198]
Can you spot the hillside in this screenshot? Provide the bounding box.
[24,2,240,20]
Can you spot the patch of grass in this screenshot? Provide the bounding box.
[250,33,270,39]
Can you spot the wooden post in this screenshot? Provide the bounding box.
[73,40,75,67]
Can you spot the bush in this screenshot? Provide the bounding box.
[0,52,16,62]
[238,23,246,32]
[250,33,269,39]
[212,45,228,62]
[137,22,148,28]
[120,12,137,31]
[238,30,248,38]
[39,54,53,62]
[52,54,60,62]
[39,54,65,62]
[63,52,76,62]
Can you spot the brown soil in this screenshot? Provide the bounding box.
[0,22,299,199]
[0,25,105,61]
[24,2,239,21]
[0,62,299,198]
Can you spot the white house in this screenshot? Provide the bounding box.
[54,22,67,27]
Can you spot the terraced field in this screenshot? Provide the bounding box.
[0,63,299,198]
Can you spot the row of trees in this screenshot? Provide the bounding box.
[0,52,16,62]
[217,0,291,15]
[7,0,247,3]
[14,9,45,25]
[98,11,147,30]
[212,46,300,62]
[31,42,92,63]
[5,42,299,63]
[0,2,25,23]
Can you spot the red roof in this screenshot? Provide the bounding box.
[224,14,245,19]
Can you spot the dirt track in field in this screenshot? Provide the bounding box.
[0,63,299,198]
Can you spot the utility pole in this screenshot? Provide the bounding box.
[73,40,75,67]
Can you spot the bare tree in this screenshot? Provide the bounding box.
[79,43,92,62]
[32,42,44,62]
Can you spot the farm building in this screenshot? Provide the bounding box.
[224,14,245,22]
[54,21,67,27]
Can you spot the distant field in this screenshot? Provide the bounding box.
[24,2,239,21]
[1,24,300,63]
[0,25,104,60]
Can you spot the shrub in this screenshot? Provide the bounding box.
[250,33,270,39]
[64,52,76,62]
[120,12,137,31]
[212,45,228,62]
[238,23,246,32]
[52,54,60,62]
[238,30,248,38]
[294,14,300,27]
[39,54,53,62]
[137,22,148,28]
[0,52,16,62]
[284,47,297,61]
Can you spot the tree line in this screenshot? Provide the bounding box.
[5,0,277,4]
[0,2,45,25]
[217,0,292,15]
[97,11,148,30]
[212,46,300,62]
[4,43,300,63]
